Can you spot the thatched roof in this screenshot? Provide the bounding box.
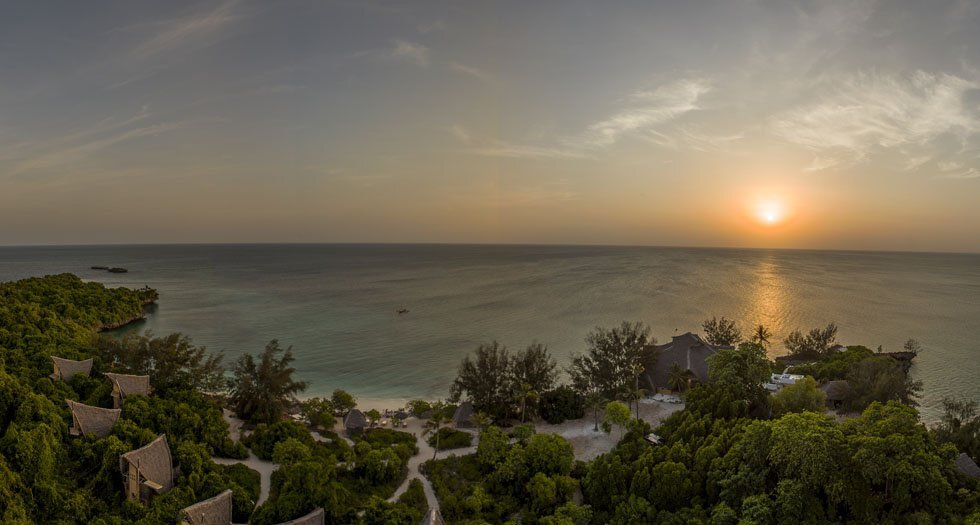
[51,356,93,381]
[119,434,174,493]
[955,453,980,479]
[453,401,474,427]
[66,399,121,438]
[276,507,325,525]
[819,380,850,402]
[646,332,720,389]
[420,508,445,525]
[181,489,233,525]
[344,409,367,430]
[104,372,151,397]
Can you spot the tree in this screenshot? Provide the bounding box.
[932,397,980,459]
[330,389,356,416]
[702,317,742,346]
[300,397,335,430]
[845,357,922,410]
[603,401,631,439]
[569,321,652,401]
[229,340,308,424]
[450,341,514,421]
[584,388,605,432]
[365,408,381,426]
[423,401,449,460]
[751,324,773,348]
[783,323,838,357]
[706,342,772,400]
[510,342,558,420]
[470,411,492,433]
[667,363,695,392]
[97,332,225,395]
[903,338,922,355]
[771,377,826,416]
[539,386,585,425]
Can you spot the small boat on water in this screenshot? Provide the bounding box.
[91,266,108,270]
[107,267,128,273]
[396,308,409,315]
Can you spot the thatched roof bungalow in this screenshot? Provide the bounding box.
[645,332,720,391]
[50,356,93,381]
[66,399,121,438]
[104,372,151,409]
[819,380,850,409]
[421,508,446,525]
[119,434,174,504]
[344,409,367,434]
[453,401,475,428]
[181,489,232,525]
[276,507,325,525]
[955,453,980,479]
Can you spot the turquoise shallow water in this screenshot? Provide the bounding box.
[1,243,977,421]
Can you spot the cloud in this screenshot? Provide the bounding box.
[938,161,980,179]
[450,62,494,83]
[576,79,711,148]
[770,71,980,165]
[14,123,180,174]
[390,40,430,67]
[448,125,470,143]
[129,0,241,60]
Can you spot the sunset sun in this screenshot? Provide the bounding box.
[752,199,789,227]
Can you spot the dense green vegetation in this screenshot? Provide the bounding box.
[428,427,473,450]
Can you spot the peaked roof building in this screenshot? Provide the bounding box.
[344,409,367,433]
[181,489,233,525]
[954,452,980,479]
[276,507,325,525]
[104,372,151,408]
[66,399,121,438]
[645,332,721,391]
[119,434,174,504]
[50,356,93,381]
[453,401,475,428]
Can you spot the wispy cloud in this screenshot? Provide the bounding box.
[390,39,430,67]
[14,123,180,174]
[770,71,980,167]
[938,161,980,179]
[450,62,495,83]
[448,125,471,143]
[129,0,241,60]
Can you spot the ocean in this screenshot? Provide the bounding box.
[1,243,977,421]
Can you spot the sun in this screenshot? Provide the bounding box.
[754,200,787,226]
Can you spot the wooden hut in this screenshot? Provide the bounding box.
[276,507,325,525]
[344,409,367,434]
[66,399,121,438]
[421,508,446,525]
[104,372,152,409]
[119,434,175,504]
[819,380,850,409]
[181,489,233,525]
[955,453,980,479]
[50,356,93,381]
[453,401,475,429]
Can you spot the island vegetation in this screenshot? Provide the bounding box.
[0,274,977,523]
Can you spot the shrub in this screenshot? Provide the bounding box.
[539,386,585,424]
[428,427,473,450]
[243,420,315,460]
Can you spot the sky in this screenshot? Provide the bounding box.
[1,1,979,252]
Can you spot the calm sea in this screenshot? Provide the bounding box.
[1,244,977,421]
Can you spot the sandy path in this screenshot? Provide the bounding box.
[386,417,478,511]
[216,409,277,506]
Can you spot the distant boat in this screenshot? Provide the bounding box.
[396,308,409,315]
[107,267,128,273]
[91,266,108,270]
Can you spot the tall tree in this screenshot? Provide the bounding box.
[423,401,449,460]
[451,341,513,420]
[845,357,922,410]
[97,332,225,395]
[510,342,557,420]
[602,401,631,440]
[751,324,773,348]
[229,340,308,424]
[702,317,743,346]
[569,321,652,401]
[783,323,839,357]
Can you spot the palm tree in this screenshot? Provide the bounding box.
[751,324,773,348]
[667,363,695,393]
[518,383,539,423]
[627,362,645,419]
[229,340,308,424]
[423,401,449,460]
[585,388,605,431]
[470,411,492,434]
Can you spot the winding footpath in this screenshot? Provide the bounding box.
[386,419,478,511]
[214,410,277,506]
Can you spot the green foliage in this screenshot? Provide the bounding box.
[702,316,742,346]
[933,397,980,459]
[450,341,557,422]
[846,356,922,410]
[396,478,427,516]
[96,332,224,396]
[243,420,315,460]
[568,321,652,402]
[783,322,839,357]
[771,376,826,416]
[791,345,875,381]
[229,340,308,424]
[405,399,432,417]
[427,427,473,450]
[603,401,631,438]
[120,392,247,458]
[330,389,357,416]
[539,385,586,424]
[300,397,336,430]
